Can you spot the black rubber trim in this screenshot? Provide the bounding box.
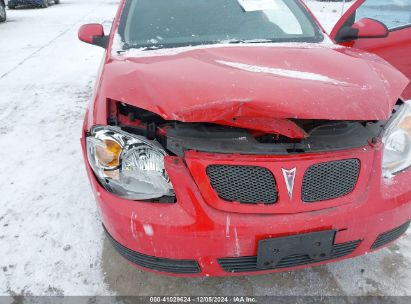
[390,24,411,32]
[218,240,361,273]
[104,226,201,274]
[371,221,410,250]
[92,35,109,49]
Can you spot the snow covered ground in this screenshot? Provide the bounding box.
[304,0,352,32]
[0,0,410,297]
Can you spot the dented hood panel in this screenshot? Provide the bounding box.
[102,45,409,137]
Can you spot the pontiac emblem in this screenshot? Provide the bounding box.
[282,168,297,199]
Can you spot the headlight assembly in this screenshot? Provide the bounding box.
[382,102,411,177]
[86,126,175,201]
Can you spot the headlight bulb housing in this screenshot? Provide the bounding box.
[382,102,411,177]
[86,126,175,201]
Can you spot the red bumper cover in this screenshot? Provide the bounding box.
[82,138,411,277]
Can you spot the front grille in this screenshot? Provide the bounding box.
[218,240,361,273]
[206,165,278,205]
[302,159,360,202]
[104,226,201,274]
[371,221,410,250]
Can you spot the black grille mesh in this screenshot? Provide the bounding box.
[206,165,278,204]
[302,159,360,202]
[218,240,361,273]
[371,221,410,249]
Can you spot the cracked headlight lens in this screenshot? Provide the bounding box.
[382,102,411,177]
[86,126,175,200]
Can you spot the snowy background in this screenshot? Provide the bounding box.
[0,0,409,296]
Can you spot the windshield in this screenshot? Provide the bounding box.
[117,0,323,50]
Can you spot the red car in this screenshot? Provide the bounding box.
[78,0,411,276]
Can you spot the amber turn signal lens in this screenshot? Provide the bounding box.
[399,116,411,135]
[95,139,122,168]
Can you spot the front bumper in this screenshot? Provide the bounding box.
[81,136,411,277]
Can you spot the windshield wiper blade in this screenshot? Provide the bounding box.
[121,41,164,51]
[117,39,278,53]
[225,39,275,44]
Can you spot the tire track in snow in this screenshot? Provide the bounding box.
[0,1,108,123]
[0,2,105,80]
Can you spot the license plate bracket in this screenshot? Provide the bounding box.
[256,230,336,269]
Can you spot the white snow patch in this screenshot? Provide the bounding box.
[112,41,340,58]
[225,216,231,238]
[233,228,241,257]
[143,224,154,237]
[130,212,138,239]
[0,0,118,296]
[216,60,350,85]
[303,0,354,34]
[237,0,279,12]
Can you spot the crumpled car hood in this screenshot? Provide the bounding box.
[102,44,409,138]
